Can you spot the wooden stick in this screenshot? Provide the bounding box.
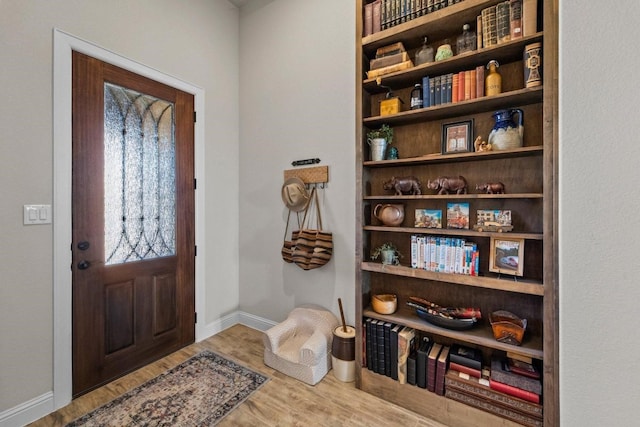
[338,298,347,332]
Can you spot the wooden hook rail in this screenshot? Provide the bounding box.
[284,165,329,185]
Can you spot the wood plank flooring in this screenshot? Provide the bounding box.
[30,324,447,426]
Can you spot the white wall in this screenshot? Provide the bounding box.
[0,0,240,414]
[559,2,640,425]
[237,0,356,325]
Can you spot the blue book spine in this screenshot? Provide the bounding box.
[429,76,436,107]
[422,76,430,108]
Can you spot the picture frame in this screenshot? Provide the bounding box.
[446,203,469,229]
[441,119,474,154]
[415,209,442,228]
[489,237,524,276]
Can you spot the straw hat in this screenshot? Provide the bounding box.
[281,177,310,212]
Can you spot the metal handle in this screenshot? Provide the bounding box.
[77,260,91,270]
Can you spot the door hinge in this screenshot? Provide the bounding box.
[195,312,198,323]
[193,111,197,123]
[194,178,197,190]
[195,245,197,256]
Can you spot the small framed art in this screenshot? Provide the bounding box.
[489,237,525,276]
[441,119,474,154]
[415,209,442,228]
[446,203,469,229]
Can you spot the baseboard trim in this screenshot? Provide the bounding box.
[2,312,276,427]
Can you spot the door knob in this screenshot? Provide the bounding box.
[77,260,91,270]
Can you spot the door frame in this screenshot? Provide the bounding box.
[53,28,206,409]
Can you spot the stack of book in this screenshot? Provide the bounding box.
[367,42,414,79]
[419,66,485,109]
[445,345,543,427]
[410,235,479,276]
[476,0,537,49]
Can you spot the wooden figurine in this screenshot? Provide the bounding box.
[476,182,506,194]
[383,176,422,195]
[474,136,492,152]
[427,176,468,195]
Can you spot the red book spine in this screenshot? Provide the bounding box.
[449,361,481,378]
[364,2,374,36]
[476,65,485,98]
[452,74,459,103]
[457,71,465,102]
[489,379,541,404]
[470,69,477,99]
[372,0,382,34]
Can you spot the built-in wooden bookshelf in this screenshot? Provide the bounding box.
[355,1,558,426]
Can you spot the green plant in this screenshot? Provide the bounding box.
[366,124,393,144]
[370,242,402,261]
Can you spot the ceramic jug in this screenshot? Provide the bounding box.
[373,203,405,226]
[488,109,524,150]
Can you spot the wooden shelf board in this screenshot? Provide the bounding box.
[364,226,543,241]
[363,86,543,126]
[361,262,545,296]
[364,145,543,167]
[363,308,544,359]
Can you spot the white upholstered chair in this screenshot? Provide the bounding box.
[263,305,339,385]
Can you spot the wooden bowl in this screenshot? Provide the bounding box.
[490,310,527,346]
[371,294,397,315]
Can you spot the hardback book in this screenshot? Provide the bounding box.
[422,76,430,108]
[452,73,459,103]
[507,351,533,364]
[450,361,482,378]
[464,71,472,101]
[376,42,406,59]
[445,387,543,427]
[445,370,543,419]
[364,2,374,37]
[372,0,382,34]
[475,65,485,97]
[496,1,511,44]
[416,338,432,388]
[506,357,541,379]
[369,51,410,70]
[390,324,401,381]
[397,326,415,384]
[369,319,378,372]
[376,320,386,375]
[476,14,483,49]
[427,342,443,392]
[490,357,542,395]
[489,379,541,404]
[450,344,482,370]
[481,6,497,48]
[366,60,413,79]
[365,318,373,369]
[457,71,465,102]
[433,75,441,106]
[470,69,477,99]
[407,350,417,385]
[445,73,452,104]
[381,0,390,30]
[522,0,537,36]
[384,322,393,376]
[435,345,450,396]
[509,0,523,39]
[429,77,436,107]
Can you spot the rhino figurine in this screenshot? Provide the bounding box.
[383,176,422,195]
[476,182,506,194]
[427,176,468,195]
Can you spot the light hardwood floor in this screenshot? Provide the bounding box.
[30,324,446,426]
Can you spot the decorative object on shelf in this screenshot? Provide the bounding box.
[435,40,453,61]
[476,182,506,194]
[281,177,310,212]
[383,176,422,195]
[407,296,481,330]
[415,209,442,228]
[376,78,404,116]
[490,310,527,345]
[456,23,477,54]
[386,146,399,160]
[426,176,468,195]
[524,42,543,88]
[371,294,398,315]
[373,203,405,226]
[291,187,333,270]
[370,242,402,265]
[489,236,525,276]
[488,108,524,150]
[367,124,393,161]
[447,202,470,229]
[474,209,513,232]
[485,60,502,96]
[473,136,492,152]
[367,42,413,79]
[415,36,434,65]
[441,119,474,154]
[332,298,356,382]
[410,83,423,110]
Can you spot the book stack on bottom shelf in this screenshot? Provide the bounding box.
[445,346,543,427]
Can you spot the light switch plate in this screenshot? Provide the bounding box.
[24,204,52,225]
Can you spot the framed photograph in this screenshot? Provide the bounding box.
[441,119,474,154]
[447,203,469,229]
[489,237,525,276]
[415,209,442,228]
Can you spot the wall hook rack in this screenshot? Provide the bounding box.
[284,165,329,186]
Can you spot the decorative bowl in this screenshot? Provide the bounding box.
[490,310,527,345]
[371,294,397,314]
[415,308,477,330]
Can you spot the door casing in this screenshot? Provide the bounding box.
[53,28,206,408]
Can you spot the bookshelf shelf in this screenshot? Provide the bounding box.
[356,0,557,425]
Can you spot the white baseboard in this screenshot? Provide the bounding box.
[1,311,276,427]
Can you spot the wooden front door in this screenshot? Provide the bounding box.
[71,51,195,396]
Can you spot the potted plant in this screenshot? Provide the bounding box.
[371,242,402,265]
[366,124,394,161]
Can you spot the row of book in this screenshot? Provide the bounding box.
[363,0,465,37]
[410,235,480,275]
[420,66,485,108]
[363,317,544,426]
[477,0,538,49]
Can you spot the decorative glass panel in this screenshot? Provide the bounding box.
[104,83,176,265]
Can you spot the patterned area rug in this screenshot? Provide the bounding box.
[67,350,268,426]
